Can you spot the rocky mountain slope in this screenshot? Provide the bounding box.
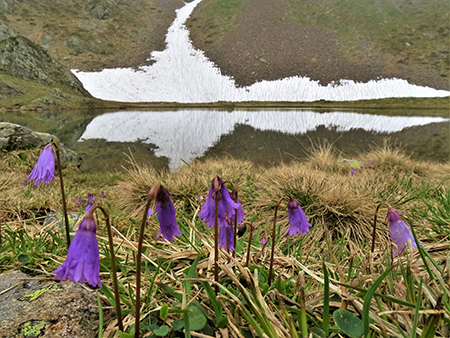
[0,0,185,71]
[0,0,185,108]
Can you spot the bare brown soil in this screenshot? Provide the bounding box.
[187,0,450,90]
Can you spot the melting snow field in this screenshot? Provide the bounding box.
[79,109,449,169]
[73,0,450,103]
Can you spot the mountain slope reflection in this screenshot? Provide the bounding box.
[79,109,449,170]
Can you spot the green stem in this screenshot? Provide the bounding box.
[371,202,390,253]
[233,208,237,258]
[214,187,219,294]
[54,144,71,247]
[135,194,153,338]
[95,206,123,333]
[245,221,253,267]
[268,198,283,286]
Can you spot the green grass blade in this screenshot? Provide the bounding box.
[322,263,330,336]
[97,291,103,338]
[363,267,392,338]
[411,279,422,338]
[409,222,434,281]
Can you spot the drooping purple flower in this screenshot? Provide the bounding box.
[52,209,101,288]
[21,183,25,188]
[285,198,312,236]
[77,198,82,204]
[218,224,235,251]
[84,194,94,213]
[351,169,357,176]
[386,207,417,255]
[198,176,238,229]
[147,208,153,217]
[260,236,267,245]
[101,191,105,197]
[26,143,55,186]
[154,185,181,242]
[230,189,245,226]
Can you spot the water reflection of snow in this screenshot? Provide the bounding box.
[79,109,449,170]
[72,0,450,103]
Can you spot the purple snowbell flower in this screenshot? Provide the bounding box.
[101,191,105,197]
[52,209,101,288]
[84,194,94,213]
[147,208,153,217]
[154,185,181,242]
[26,143,55,186]
[198,176,238,229]
[351,169,357,175]
[77,198,82,204]
[230,190,245,225]
[285,198,312,236]
[260,236,267,245]
[386,207,417,255]
[218,224,235,251]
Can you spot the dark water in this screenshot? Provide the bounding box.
[1,108,449,172]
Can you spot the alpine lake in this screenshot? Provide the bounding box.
[1,106,449,173]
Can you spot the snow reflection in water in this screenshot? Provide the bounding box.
[79,109,449,170]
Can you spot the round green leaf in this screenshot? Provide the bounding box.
[153,325,170,336]
[17,254,30,264]
[188,305,207,331]
[118,331,134,338]
[172,319,185,331]
[310,327,327,338]
[160,304,169,320]
[333,309,363,338]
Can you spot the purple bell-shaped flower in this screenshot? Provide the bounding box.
[26,143,55,186]
[285,198,312,236]
[52,208,101,288]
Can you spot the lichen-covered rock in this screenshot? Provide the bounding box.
[0,0,15,14]
[43,210,82,229]
[86,1,112,20]
[0,35,90,97]
[0,122,82,166]
[0,79,27,99]
[0,270,99,337]
[0,21,16,40]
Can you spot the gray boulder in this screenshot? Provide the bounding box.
[0,270,100,337]
[0,35,90,97]
[86,1,112,20]
[0,122,82,166]
[0,79,26,100]
[0,0,15,14]
[0,21,16,40]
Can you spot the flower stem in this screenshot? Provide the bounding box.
[135,194,153,338]
[233,210,237,258]
[95,205,123,333]
[214,176,220,294]
[371,202,391,253]
[268,198,283,286]
[214,189,219,294]
[245,221,253,267]
[54,145,71,247]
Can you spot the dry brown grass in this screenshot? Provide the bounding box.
[2,141,448,257]
[107,142,449,258]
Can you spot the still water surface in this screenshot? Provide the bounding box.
[2,108,449,172]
